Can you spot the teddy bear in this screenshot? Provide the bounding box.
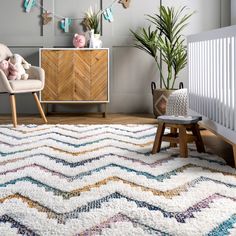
[0,59,19,80]
[73,34,86,48]
[9,54,31,80]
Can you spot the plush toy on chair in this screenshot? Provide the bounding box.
[0,59,18,80]
[9,54,31,80]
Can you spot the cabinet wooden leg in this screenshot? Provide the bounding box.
[42,103,48,116]
[179,126,188,157]
[103,104,107,118]
[32,92,48,124]
[152,122,165,154]
[9,94,17,128]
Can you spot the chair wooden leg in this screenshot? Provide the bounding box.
[179,126,188,157]
[170,127,178,147]
[152,122,165,154]
[32,92,48,124]
[192,124,205,153]
[9,94,17,128]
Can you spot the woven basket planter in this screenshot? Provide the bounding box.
[152,88,175,117]
[151,82,186,117]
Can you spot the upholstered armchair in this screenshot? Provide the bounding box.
[0,43,47,127]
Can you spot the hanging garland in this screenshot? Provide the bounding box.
[23,0,131,32]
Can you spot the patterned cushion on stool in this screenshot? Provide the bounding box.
[166,89,188,116]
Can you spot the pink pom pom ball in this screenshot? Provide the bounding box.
[73,34,86,48]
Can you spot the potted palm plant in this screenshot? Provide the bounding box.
[131,6,194,117]
[82,6,102,48]
[83,6,100,34]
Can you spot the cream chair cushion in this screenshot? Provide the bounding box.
[0,43,12,61]
[9,79,43,93]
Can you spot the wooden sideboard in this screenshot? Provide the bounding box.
[39,48,109,116]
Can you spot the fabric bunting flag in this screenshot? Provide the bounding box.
[24,0,36,13]
[60,18,72,33]
[103,8,114,22]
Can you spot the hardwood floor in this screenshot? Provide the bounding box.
[0,113,157,125]
[0,113,234,166]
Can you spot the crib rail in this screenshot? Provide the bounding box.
[188,25,236,144]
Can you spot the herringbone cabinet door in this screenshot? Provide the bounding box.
[41,50,59,101]
[41,49,108,102]
[58,51,74,101]
[74,51,91,101]
[91,50,108,101]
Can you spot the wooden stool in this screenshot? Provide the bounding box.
[152,116,205,157]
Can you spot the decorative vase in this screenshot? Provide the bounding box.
[89,29,102,49]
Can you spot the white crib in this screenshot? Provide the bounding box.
[188,25,236,164]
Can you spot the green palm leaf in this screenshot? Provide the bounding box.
[131,6,194,89]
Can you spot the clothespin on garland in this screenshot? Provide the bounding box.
[42,11,52,25]
[119,0,131,8]
[24,0,36,13]
[60,18,72,33]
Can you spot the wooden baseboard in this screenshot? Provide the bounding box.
[200,123,236,167]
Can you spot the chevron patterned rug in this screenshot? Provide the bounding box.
[1,124,236,236]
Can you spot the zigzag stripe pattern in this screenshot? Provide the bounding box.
[1,124,236,236]
[80,213,169,235]
[0,215,38,236]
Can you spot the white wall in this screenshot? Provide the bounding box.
[221,0,231,27]
[232,0,236,25]
[109,0,231,113]
[0,0,231,114]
